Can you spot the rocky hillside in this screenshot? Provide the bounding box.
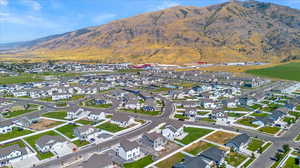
[2,0,300,64]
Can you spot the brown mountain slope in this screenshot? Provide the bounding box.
[2,0,300,64]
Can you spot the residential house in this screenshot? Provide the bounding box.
[116,140,141,161]
[173,156,210,168]
[141,132,167,151]
[199,147,226,166]
[74,125,99,142]
[111,114,134,128]
[201,99,217,109]
[52,93,72,101]
[0,144,28,167]
[225,134,250,152]
[13,114,40,128]
[0,121,14,134]
[79,153,117,168]
[162,123,185,140]
[67,108,86,120]
[87,111,106,121]
[35,135,66,153]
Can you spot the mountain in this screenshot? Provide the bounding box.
[2,0,300,64]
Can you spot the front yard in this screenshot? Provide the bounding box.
[247,138,265,152]
[225,152,248,167]
[236,117,259,128]
[72,139,90,147]
[259,126,281,135]
[124,155,154,168]
[177,127,213,145]
[121,109,161,116]
[283,157,300,168]
[96,122,126,133]
[56,124,79,138]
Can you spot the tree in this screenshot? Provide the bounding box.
[283,144,290,153]
[275,152,283,161]
[251,152,255,159]
[258,147,263,154]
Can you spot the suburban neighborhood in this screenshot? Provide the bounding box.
[0,62,299,168]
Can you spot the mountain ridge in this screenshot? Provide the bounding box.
[1,0,300,64]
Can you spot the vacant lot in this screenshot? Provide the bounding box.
[184,141,214,155]
[29,119,64,131]
[205,131,237,144]
[0,74,43,85]
[156,152,185,168]
[226,152,248,167]
[246,62,300,82]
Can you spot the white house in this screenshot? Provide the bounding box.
[0,144,28,167]
[87,111,107,121]
[0,121,14,134]
[162,123,185,141]
[111,114,134,128]
[35,135,67,153]
[52,94,72,101]
[116,140,141,161]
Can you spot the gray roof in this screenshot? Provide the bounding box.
[143,132,165,141]
[80,153,113,168]
[200,147,225,163]
[225,134,250,147]
[173,156,208,168]
[119,140,139,151]
[74,125,96,134]
[0,144,27,161]
[111,113,130,122]
[36,135,65,148]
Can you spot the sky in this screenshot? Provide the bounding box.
[0,0,300,43]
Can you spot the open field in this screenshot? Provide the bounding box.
[259,126,281,135]
[205,131,237,144]
[246,62,300,82]
[0,74,43,85]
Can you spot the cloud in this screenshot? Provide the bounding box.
[153,0,181,10]
[22,0,42,11]
[0,12,59,28]
[0,0,8,6]
[92,13,117,24]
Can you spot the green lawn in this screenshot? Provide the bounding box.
[228,112,245,118]
[224,107,249,111]
[42,111,67,120]
[3,109,35,118]
[96,122,126,133]
[259,126,281,135]
[250,104,263,110]
[241,158,255,168]
[283,157,300,168]
[197,111,209,116]
[156,153,185,168]
[236,118,258,128]
[76,119,95,125]
[0,127,33,142]
[247,138,265,152]
[225,152,248,167]
[295,134,300,141]
[297,106,300,111]
[261,142,272,153]
[200,117,216,123]
[72,139,90,147]
[250,112,269,117]
[177,127,213,145]
[246,62,300,82]
[56,124,79,138]
[184,141,214,155]
[0,74,43,85]
[122,109,161,116]
[289,111,300,118]
[0,140,26,149]
[24,131,60,160]
[124,155,154,168]
[283,117,296,124]
[174,114,189,120]
[85,103,112,109]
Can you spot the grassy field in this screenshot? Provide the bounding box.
[75,119,95,125]
[96,122,126,133]
[0,74,43,85]
[0,127,33,142]
[283,157,300,168]
[184,141,214,155]
[24,131,60,160]
[236,118,259,128]
[72,139,90,147]
[177,127,213,145]
[174,114,189,120]
[56,124,78,138]
[225,152,248,167]
[247,138,265,152]
[246,62,300,82]
[259,126,281,135]
[156,152,185,168]
[42,111,67,120]
[124,155,154,168]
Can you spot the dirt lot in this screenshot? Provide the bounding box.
[159,142,181,157]
[205,131,237,145]
[29,119,64,131]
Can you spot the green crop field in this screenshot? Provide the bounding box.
[246,62,300,82]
